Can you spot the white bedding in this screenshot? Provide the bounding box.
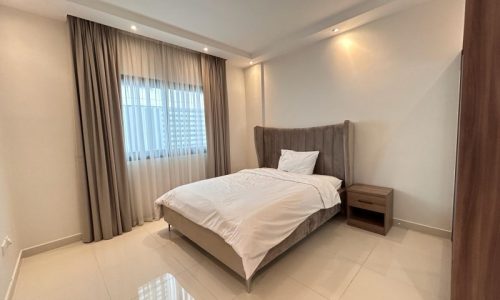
[154,168,341,278]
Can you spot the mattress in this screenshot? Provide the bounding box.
[155,168,342,278]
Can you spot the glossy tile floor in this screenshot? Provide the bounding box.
[13,218,451,300]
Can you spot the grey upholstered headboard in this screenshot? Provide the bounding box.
[254,120,354,187]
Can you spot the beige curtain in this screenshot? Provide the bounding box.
[201,54,231,177]
[68,16,132,242]
[68,16,231,241]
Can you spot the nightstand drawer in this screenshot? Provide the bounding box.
[348,192,387,207]
[348,197,386,213]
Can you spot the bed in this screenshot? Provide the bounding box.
[156,120,354,292]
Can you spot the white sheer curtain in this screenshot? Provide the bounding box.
[118,33,207,224]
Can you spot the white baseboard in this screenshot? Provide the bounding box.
[3,251,22,300]
[22,233,82,258]
[394,218,451,239]
[3,233,82,300]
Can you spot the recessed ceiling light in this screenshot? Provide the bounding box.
[249,61,254,65]
[333,28,340,33]
[130,25,137,31]
[203,47,208,52]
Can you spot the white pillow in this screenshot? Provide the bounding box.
[277,149,319,175]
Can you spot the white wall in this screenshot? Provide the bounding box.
[226,64,249,173]
[261,0,465,231]
[0,5,84,255]
[244,65,264,168]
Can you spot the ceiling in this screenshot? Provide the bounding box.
[100,0,367,54]
[0,0,430,67]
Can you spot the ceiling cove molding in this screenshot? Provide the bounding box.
[68,0,431,67]
[68,0,251,60]
[251,0,432,63]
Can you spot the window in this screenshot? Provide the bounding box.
[120,77,207,161]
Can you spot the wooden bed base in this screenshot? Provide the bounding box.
[162,189,345,292]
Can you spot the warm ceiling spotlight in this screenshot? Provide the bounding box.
[333,28,340,33]
[130,25,137,31]
[203,47,208,52]
[249,61,254,65]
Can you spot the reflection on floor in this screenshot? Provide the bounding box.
[12,218,451,300]
[138,273,194,300]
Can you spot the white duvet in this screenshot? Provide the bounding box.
[154,168,341,279]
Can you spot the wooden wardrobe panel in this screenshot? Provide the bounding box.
[452,0,500,299]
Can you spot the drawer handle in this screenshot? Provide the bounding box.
[358,199,373,205]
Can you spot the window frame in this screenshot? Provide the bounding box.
[120,75,207,161]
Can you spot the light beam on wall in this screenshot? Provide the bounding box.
[339,36,354,50]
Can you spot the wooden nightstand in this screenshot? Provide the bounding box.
[347,184,393,235]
